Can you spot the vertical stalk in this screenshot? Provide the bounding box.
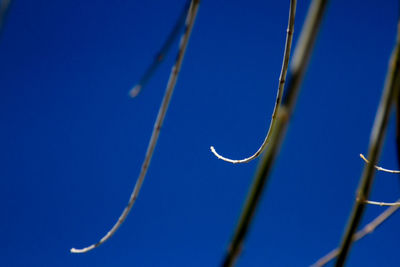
[335,18,400,267]
[311,199,400,267]
[221,0,329,266]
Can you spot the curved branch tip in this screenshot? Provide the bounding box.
[360,153,400,173]
[210,144,262,164]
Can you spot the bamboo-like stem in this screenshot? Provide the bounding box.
[0,0,12,38]
[221,0,328,266]
[334,18,400,267]
[129,0,192,98]
[311,199,400,267]
[360,154,400,173]
[210,0,297,164]
[70,0,200,253]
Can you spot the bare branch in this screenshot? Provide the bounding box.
[360,153,400,173]
[221,0,329,265]
[210,0,297,164]
[311,199,400,267]
[70,0,200,253]
[334,18,400,267]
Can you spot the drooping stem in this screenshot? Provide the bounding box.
[210,0,297,164]
[221,0,328,266]
[311,199,400,267]
[70,0,200,253]
[334,18,400,267]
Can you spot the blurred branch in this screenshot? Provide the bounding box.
[129,0,192,97]
[221,0,329,266]
[0,0,12,38]
[70,0,200,253]
[334,18,400,267]
[210,0,297,164]
[311,199,400,267]
[360,154,400,173]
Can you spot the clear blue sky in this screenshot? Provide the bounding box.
[1,0,399,266]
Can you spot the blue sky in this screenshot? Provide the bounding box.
[1,0,399,266]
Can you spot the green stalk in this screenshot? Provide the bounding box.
[335,18,400,267]
[312,198,400,267]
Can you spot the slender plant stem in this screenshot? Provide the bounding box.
[221,1,328,266]
[311,199,400,267]
[210,0,297,164]
[70,0,200,253]
[334,18,400,267]
[129,0,192,98]
[397,71,400,168]
[360,154,400,173]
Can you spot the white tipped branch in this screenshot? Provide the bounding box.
[70,0,200,253]
[210,0,296,164]
[364,200,400,206]
[360,153,400,173]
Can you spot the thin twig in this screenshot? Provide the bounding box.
[70,0,200,253]
[311,199,400,267]
[129,0,192,98]
[360,154,400,173]
[210,0,296,164]
[221,0,328,266]
[334,18,400,267]
[364,200,400,206]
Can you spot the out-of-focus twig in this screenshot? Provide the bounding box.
[0,0,12,38]
[334,18,400,267]
[210,0,297,164]
[129,0,192,98]
[311,199,400,267]
[221,0,329,266]
[70,0,200,253]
